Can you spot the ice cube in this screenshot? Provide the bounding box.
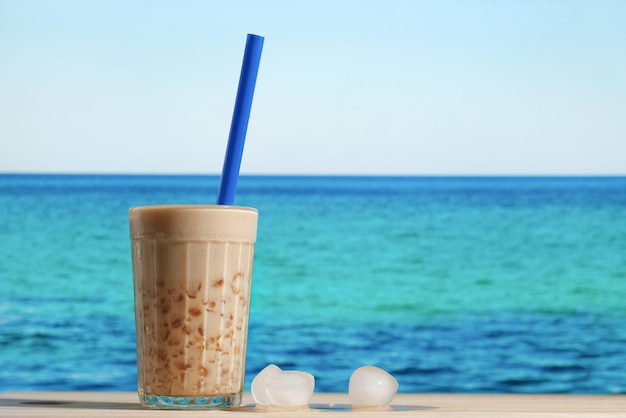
[348,365,398,408]
[251,364,282,406]
[265,370,315,409]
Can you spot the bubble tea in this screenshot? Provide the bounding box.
[129,205,257,409]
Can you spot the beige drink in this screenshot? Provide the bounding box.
[129,205,257,409]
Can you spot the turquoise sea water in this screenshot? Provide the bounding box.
[1,175,625,393]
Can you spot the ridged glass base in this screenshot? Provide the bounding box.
[139,391,242,409]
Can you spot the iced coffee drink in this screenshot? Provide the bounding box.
[129,205,257,409]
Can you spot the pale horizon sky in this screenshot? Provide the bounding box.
[1,0,625,175]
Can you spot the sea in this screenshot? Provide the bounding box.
[1,174,625,394]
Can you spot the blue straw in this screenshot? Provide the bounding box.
[217,34,264,205]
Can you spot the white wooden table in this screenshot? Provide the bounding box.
[1,392,624,417]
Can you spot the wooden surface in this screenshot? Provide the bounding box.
[1,391,625,417]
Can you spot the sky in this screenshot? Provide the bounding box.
[1,0,625,175]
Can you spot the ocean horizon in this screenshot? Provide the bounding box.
[1,174,625,394]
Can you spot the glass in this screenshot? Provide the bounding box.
[129,205,257,409]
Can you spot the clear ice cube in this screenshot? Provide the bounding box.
[265,370,315,409]
[348,365,398,408]
[251,364,282,406]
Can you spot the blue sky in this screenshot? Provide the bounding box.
[1,0,625,174]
